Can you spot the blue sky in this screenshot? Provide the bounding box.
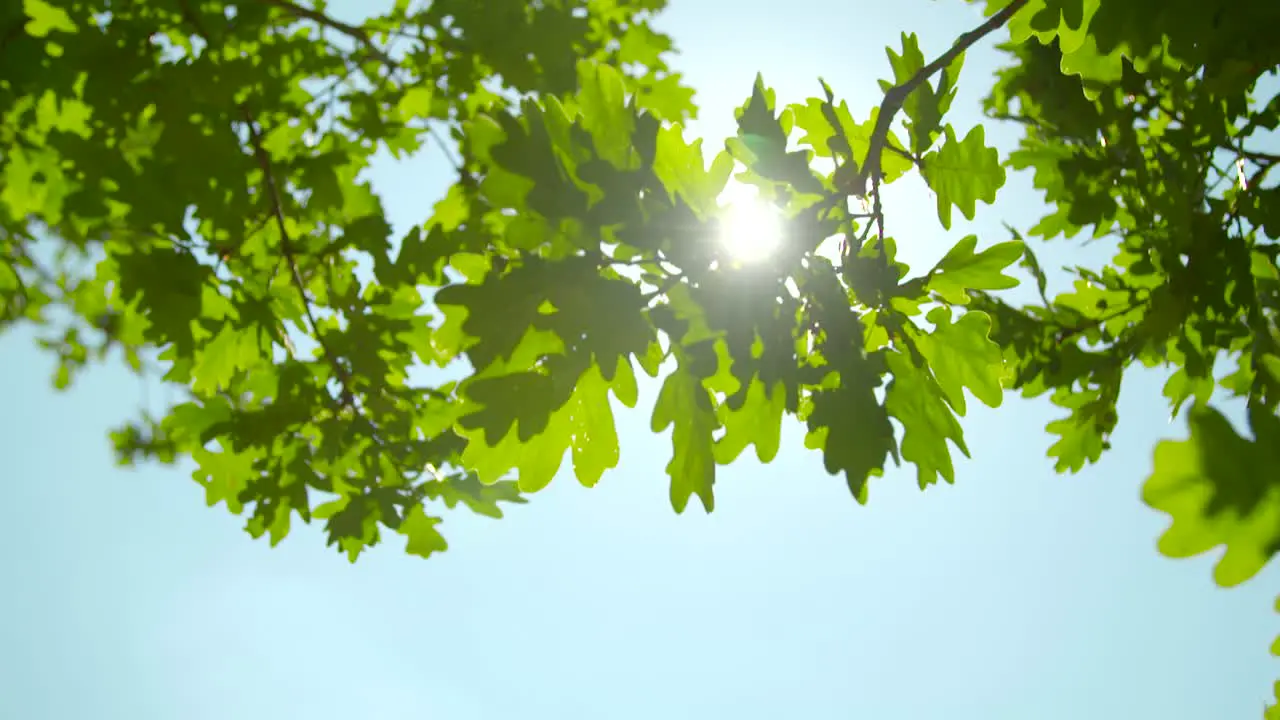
[2,1,1277,718]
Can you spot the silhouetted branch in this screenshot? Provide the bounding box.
[256,0,395,66]
[856,0,1030,194]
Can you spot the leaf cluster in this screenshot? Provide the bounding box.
[970,0,1280,710]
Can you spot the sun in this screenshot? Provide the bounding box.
[716,181,783,264]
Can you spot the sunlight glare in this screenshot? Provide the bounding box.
[717,181,783,264]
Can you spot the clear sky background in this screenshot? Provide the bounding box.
[2,1,1277,718]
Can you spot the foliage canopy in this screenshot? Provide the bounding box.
[3,0,1279,711]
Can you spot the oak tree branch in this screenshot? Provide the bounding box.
[857,0,1029,194]
[255,0,395,66]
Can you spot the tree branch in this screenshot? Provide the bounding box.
[856,0,1029,194]
[240,104,357,408]
[259,0,463,173]
[255,0,395,66]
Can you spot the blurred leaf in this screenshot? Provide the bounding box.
[1143,406,1280,587]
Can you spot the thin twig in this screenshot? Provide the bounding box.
[256,0,395,66]
[1056,299,1149,344]
[240,104,357,408]
[423,124,463,172]
[1239,148,1280,165]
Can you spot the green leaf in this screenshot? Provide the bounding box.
[23,0,76,37]
[1044,385,1116,473]
[921,125,1006,229]
[926,235,1025,304]
[459,370,563,446]
[789,97,913,182]
[190,323,262,395]
[609,356,639,408]
[883,33,962,155]
[569,362,621,488]
[1143,406,1280,588]
[113,248,211,357]
[651,363,718,512]
[1162,368,1215,418]
[400,504,449,559]
[576,60,633,167]
[397,86,435,120]
[422,472,526,519]
[634,72,698,122]
[714,378,785,465]
[457,357,628,493]
[804,355,897,503]
[915,307,1006,415]
[652,124,733,215]
[192,447,258,514]
[730,75,825,195]
[885,350,970,488]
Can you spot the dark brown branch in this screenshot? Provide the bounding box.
[1056,300,1148,344]
[256,0,395,66]
[176,0,444,432]
[1239,148,1280,165]
[855,0,1030,195]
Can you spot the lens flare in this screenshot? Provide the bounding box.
[717,182,782,263]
